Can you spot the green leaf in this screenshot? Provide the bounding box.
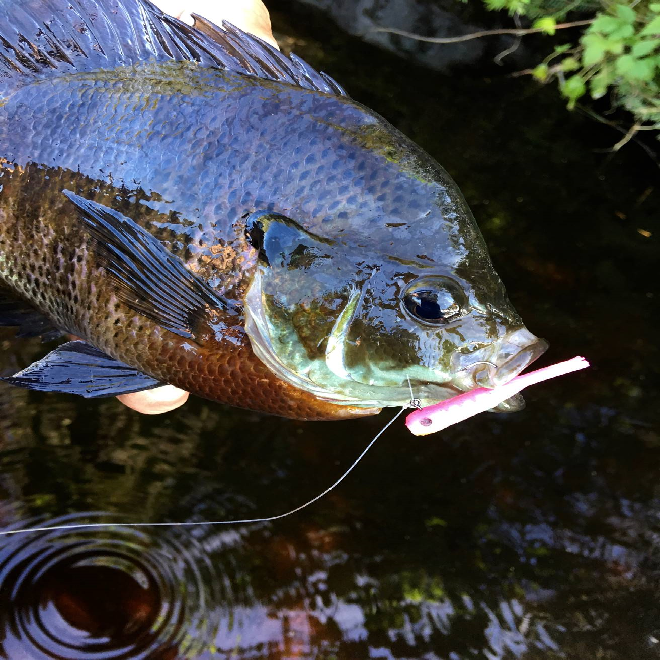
[605,38,625,55]
[651,3,660,12]
[582,33,608,65]
[591,15,625,35]
[533,17,556,35]
[560,56,581,72]
[640,16,660,36]
[510,0,531,15]
[582,32,624,64]
[615,4,636,24]
[608,24,635,40]
[484,0,529,14]
[561,75,586,108]
[631,39,660,58]
[590,66,616,98]
[616,54,657,80]
[562,75,586,97]
[532,63,549,81]
[484,0,508,10]
[634,57,657,80]
[553,43,572,55]
[616,53,637,74]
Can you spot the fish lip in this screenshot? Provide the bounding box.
[490,392,526,413]
[456,329,548,412]
[491,335,549,387]
[453,328,549,391]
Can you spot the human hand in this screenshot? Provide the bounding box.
[154,0,278,48]
[118,0,278,414]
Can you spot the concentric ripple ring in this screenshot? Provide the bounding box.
[0,512,222,659]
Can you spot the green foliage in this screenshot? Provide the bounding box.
[533,16,557,34]
[561,74,587,108]
[483,0,531,15]
[473,0,660,144]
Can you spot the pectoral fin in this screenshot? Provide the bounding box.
[0,341,162,398]
[0,288,63,342]
[63,191,238,339]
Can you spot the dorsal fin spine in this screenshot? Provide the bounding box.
[0,0,349,98]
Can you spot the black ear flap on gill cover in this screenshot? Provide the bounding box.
[245,212,335,271]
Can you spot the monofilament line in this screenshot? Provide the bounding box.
[406,376,421,410]
[0,407,407,536]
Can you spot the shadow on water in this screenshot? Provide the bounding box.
[1,1,659,658]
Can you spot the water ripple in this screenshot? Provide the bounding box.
[0,512,223,659]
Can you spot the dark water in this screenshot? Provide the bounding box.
[1,2,659,658]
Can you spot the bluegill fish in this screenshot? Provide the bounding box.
[0,0,547,420]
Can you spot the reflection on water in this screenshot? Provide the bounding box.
[0,513,223,658]
[1,1,660,658]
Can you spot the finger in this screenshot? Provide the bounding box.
[116,385,190,414]
[153,0,279,49]
[67,336,190,414]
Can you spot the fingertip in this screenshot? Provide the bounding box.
[152,0,279,49]
[117,386,190,414]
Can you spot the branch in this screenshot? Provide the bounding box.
[494,13,522,65]
[579,106,660,167]
[370,20,594,45]
[612,123,642,151]
[612,124,657,151]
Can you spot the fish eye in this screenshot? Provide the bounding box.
[402,278,466,325]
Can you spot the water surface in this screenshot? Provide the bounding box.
[0,2,658,658]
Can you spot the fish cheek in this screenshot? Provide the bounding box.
[342,309,427,383]
[343,289,480,386]
[290,294,350,359]
[257,284,349,358]
[245,211,358,359]
[255,259,342,342]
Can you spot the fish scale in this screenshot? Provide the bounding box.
[0,0,548,419]
[0,69,378,418]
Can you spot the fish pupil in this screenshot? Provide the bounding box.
[405,289,457,323]
[417,295,442,320]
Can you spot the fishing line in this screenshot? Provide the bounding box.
[406,376,422,410]
[0,406,408,537]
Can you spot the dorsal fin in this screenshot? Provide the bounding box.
[0,0,348,97]
[191,16,347,96]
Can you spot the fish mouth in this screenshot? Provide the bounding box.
[455,328,549,412]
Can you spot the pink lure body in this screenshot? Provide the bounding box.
[406,356,590,436]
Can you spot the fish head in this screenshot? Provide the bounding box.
[334,264,549,412]
[243,107,548,410]
[243,213,547,411]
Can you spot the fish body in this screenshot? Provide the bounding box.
[0,0,547,419]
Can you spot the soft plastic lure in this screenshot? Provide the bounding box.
[406,356,590,436]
